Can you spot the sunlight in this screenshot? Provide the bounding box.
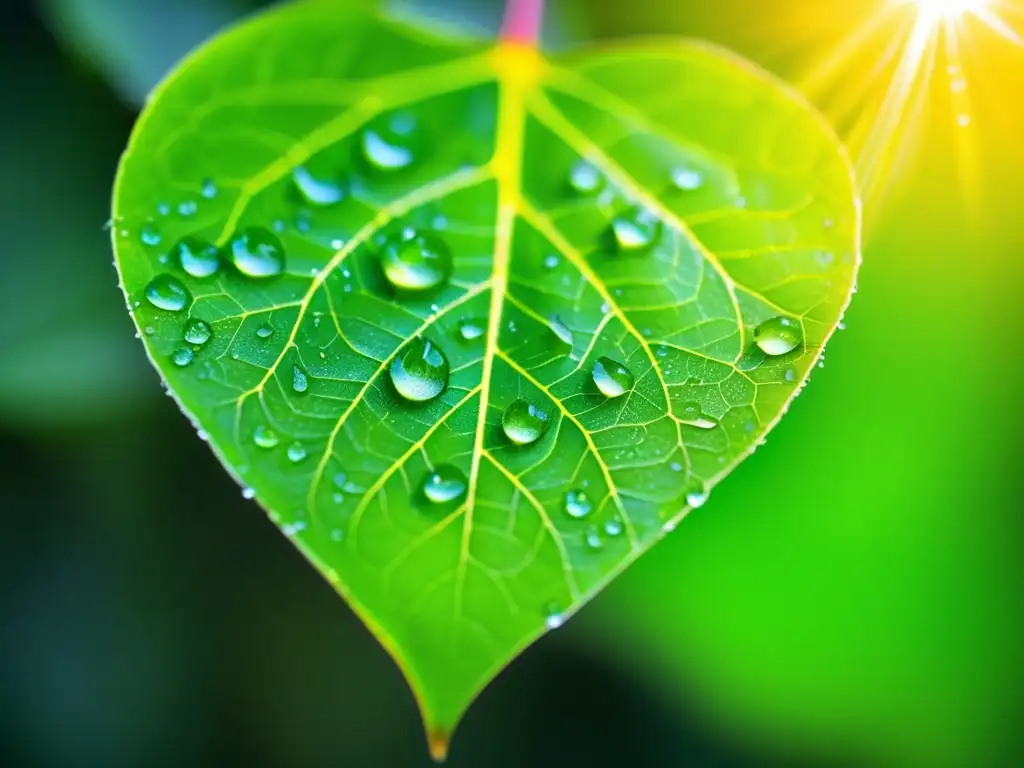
[914,0,989,24]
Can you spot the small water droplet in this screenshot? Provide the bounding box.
[145,275,190,312]
[686,485,709,509]
[671,166,704,191]
[272,219,286,233]
[754,316,803,356]
[604,518,623,537]
[292,166,345,205]
[171,347,193,367]
[670,461,684,473]
[543,254,560,270]
[420,465,467,504]
[564,489,592,519]
[501,399,549,445]
[458,317,485,341]
[680,402,718,429]
[178,200,198,217]
[287,442,307,463]
[584,525,603,550]
[568,160,604,194]
[610,207,662,253]
[550,315,573,347]
[184,319,212,345]
[253,425,279,449]
[292,364,309,394]
[144,326,155,336]
[157,203,170,216]
[390,337,449,402]
[592,356,634,398]
[360,111,420,171]
[783,367,797,383]
[201,179,217,199]
[229,227,286,278]
[242,487,256,500]
[312,313,321,328]
[171,237,221,278]
[333,471,348,490]
[380,230,452,291]
[140,222,162,246]
[256,324,274,339]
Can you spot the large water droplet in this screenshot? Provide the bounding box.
[568,160,604,195]
[287,442,307,463]
[229,227,285,278]
[458,317,485,341]
[253,425,279,449]
[679,402,718,430]
[145,275,190,312]
[380,230,452,291]
[171,347,194,367]
[501,399,549,445]
[140,222,162,246]
[172,237,221,278]
[564,489,592,519]
[610,207,662,253]
[360,112,420,172]
[592,356,633,398]
[292,364,309,394]
[184,319,212,345]
[390,337,449,402]
[421,465,467,504]
[754,316,802,356]
[292,166,345,205]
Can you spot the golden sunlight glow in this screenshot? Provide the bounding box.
[915,0,988,24]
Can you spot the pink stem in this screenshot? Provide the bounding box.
[500,0,546,45]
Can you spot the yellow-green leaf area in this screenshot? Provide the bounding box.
[111,0,859,754]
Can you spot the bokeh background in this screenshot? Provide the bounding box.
[2,0,1021,765]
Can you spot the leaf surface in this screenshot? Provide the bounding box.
[112,0,859,753]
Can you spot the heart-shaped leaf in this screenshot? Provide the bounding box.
[112,0,858,756]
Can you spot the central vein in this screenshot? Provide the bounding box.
[460,43,541,597]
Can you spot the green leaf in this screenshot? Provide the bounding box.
[111,0,858,755]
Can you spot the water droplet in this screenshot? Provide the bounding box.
[292,364,309,394]
[380,230,452,291]
[184,319,212,345]
[201,179,217,199]
[157,203,170,216]
[670,461,684,473]
[543,254,560,270]
[171,347,194,367]
[550,315,573,347]
[610,207,662,253]
[178,200,198,217]
[360,112,420,171]
[287,442,307,463]
[754,316,803,356]
[292,166,345,205]
[256,324,275,339]
[604,517,623,537]
[458,317,485,341]
[671,166,704,191]
[544,602,566,629]
[171,237,221,278]
[253,425,279,449]
[584,525,603,550]
[229,227,286,278]
[144,275,190,312]
[389,337,449,402]
[686,485,709,509]
[140,222,162,246]
[421,465,467,504]
[783,366,797,383]
[679,402,718,429]
[564,489,592,519]
[242,487,256,500]
[592,356,634,398]
[568,160,604,194]
[501,399,549,445]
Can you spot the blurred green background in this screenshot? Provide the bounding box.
[1,0,1020,765]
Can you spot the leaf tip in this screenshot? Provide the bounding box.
[427,728,451,762]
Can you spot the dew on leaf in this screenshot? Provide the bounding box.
[201,179,217,199]
[287,442,307,463]
[253,425,279,449]
[670,166,704,191]
[568,160,604,195]
[229,227,285,278]
[543,254,559,270]
[144,274,190,312]
[584,526,603,550]
[458,317,485,341]
[754,316,802,356]
[140,221,162,246]
[610,207,662,253]
[184,319,212,345]
[592,356,633,398]
[292,166,345,205]
[256,323,274,339]
[564,489,592,519]
[679,402,718,429]
[178,200,198,217]
[380,230,452,291]
[544,602,566,629]
[390,337,449,402]
[604,517,624,537]
[421,465,467,504]
[360,111,420,172]
[242,487,256,500]
[171,347,194,367]
[292,364,309,394]
[172,236,221,278]
[501,399,549,446]
[550,315,573,347]
[686,485,709,509]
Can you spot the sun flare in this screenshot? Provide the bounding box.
[914,0,989,23]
